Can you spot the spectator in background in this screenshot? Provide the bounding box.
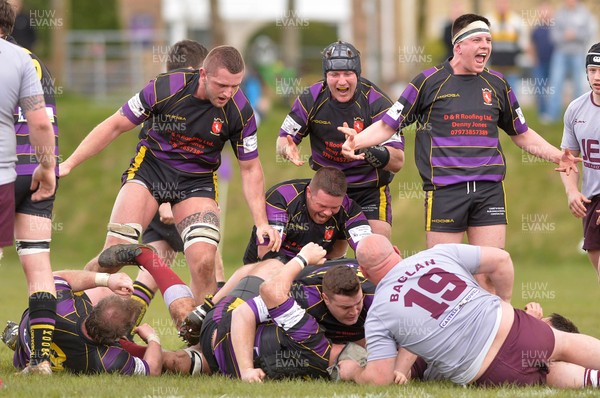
[545,0,597,123]
[528,1,554,121]
[9,0,35,50]
[486,0,528,91]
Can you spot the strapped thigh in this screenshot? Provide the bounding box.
[107,223,143,243]
[178,210,221,250]
[15,239,51,255]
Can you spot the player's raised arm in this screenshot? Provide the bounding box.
[510,128,582,176]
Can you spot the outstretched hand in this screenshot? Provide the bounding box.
[555,148,582,176]
[338,122,364,161]
[283,135,305,166]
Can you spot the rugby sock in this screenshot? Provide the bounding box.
[28,291,56,366]
[135,248,186,294]
[126,281,155,341]
[136,247,194,326]
[584,369,600,387]
[119,338,147,357]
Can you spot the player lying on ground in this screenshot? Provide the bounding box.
[338,234,600,388]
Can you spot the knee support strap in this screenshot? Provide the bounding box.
[15,239,51,255]
[107,223,142,243]
[181,223,220,250]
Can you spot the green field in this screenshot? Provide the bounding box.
[0,92,599,397]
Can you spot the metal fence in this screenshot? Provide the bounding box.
[64,30,167,101]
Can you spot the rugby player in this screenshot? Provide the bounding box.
[559,43,600,278]
[125,40,225,340]
[340,13,580,293]
[243,166,371,264]
[339,234,600,389]
[8,268,162,375]
[277,41,404,239]
[202,243,364,381]
[59,45,281,314]
[6,243,203,376]
[179,166,372,343]
[0,0,57,374]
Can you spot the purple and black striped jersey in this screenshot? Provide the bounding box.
[244,179,371,263]
[291,259,375,343]
[203,291,330,379]
[11,38,59,176]
[279,77,403,188]
[247,297,332,379]
[14,277,148,375]
[382,60,528,190]
[121,69,258,174]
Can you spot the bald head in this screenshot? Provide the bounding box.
[356,234,399,283]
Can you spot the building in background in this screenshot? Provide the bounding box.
[52,0,599,100]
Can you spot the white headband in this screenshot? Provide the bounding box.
[452,21,491,45]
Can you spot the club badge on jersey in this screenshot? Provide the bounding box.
[211,118,223,135]
[353,117,364,133]
[324,226,334,242]
[482,88,492,106]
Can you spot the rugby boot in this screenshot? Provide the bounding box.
[178,295,214,346]
[1,321,18,351]
[98,244,156,268]
[20,360,52,375]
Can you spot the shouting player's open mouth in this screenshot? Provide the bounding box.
[336,86,351,97]
[475,53,487,65]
